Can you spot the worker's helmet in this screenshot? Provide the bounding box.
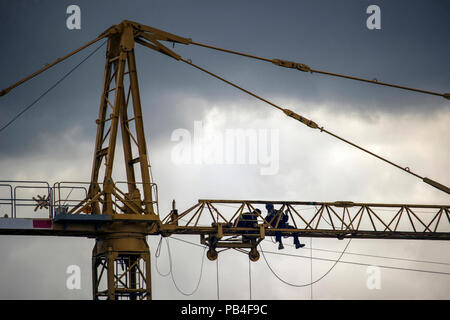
[265,203,274,210]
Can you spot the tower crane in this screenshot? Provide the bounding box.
[0,20,449,300]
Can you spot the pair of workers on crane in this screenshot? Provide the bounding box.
[265,203,305,250]
[235,204,305,250]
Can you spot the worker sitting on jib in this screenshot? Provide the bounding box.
[236,209,259,228]
[235,209,260,242]
[265,203,305,250]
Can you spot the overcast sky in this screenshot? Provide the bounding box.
[0,0,449,299]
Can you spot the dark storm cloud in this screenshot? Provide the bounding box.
[1,0,449,146]
[1,0,449,161]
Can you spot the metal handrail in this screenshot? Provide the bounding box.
[0,181,52,218]
[0,184,13,218]
[0,180,160,218]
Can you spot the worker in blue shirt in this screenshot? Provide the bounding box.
[265,203,305,250]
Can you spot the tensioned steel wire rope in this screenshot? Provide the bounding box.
[178,56,449,195]
[0,41,107,134]
[155,236,207,296]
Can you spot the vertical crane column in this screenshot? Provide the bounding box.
[87,21,156,216]
[126,46,154,215]
[88,21,158,300]
[91,234,152,300]
[88,34,119,214]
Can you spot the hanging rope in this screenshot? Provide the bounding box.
[154,236,207,296]
[155,236,171,277]
[259,239,352,287]
[310,237,313,300]
[249,258,252,300]
[216,256,220,300]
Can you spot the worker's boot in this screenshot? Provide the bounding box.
[295,243,305,249]
[278,242,284,250]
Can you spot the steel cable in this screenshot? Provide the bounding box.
[0,41,107,134]
[154,236,207,296]
[259,239,352,287]
[179,57,449,195]
[190,40,449,99]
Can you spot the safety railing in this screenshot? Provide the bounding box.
[0,180,52,218]
[0,180,159,219]
[52,181,89,215]
[0,183,13,218]
[53,181,159,216]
